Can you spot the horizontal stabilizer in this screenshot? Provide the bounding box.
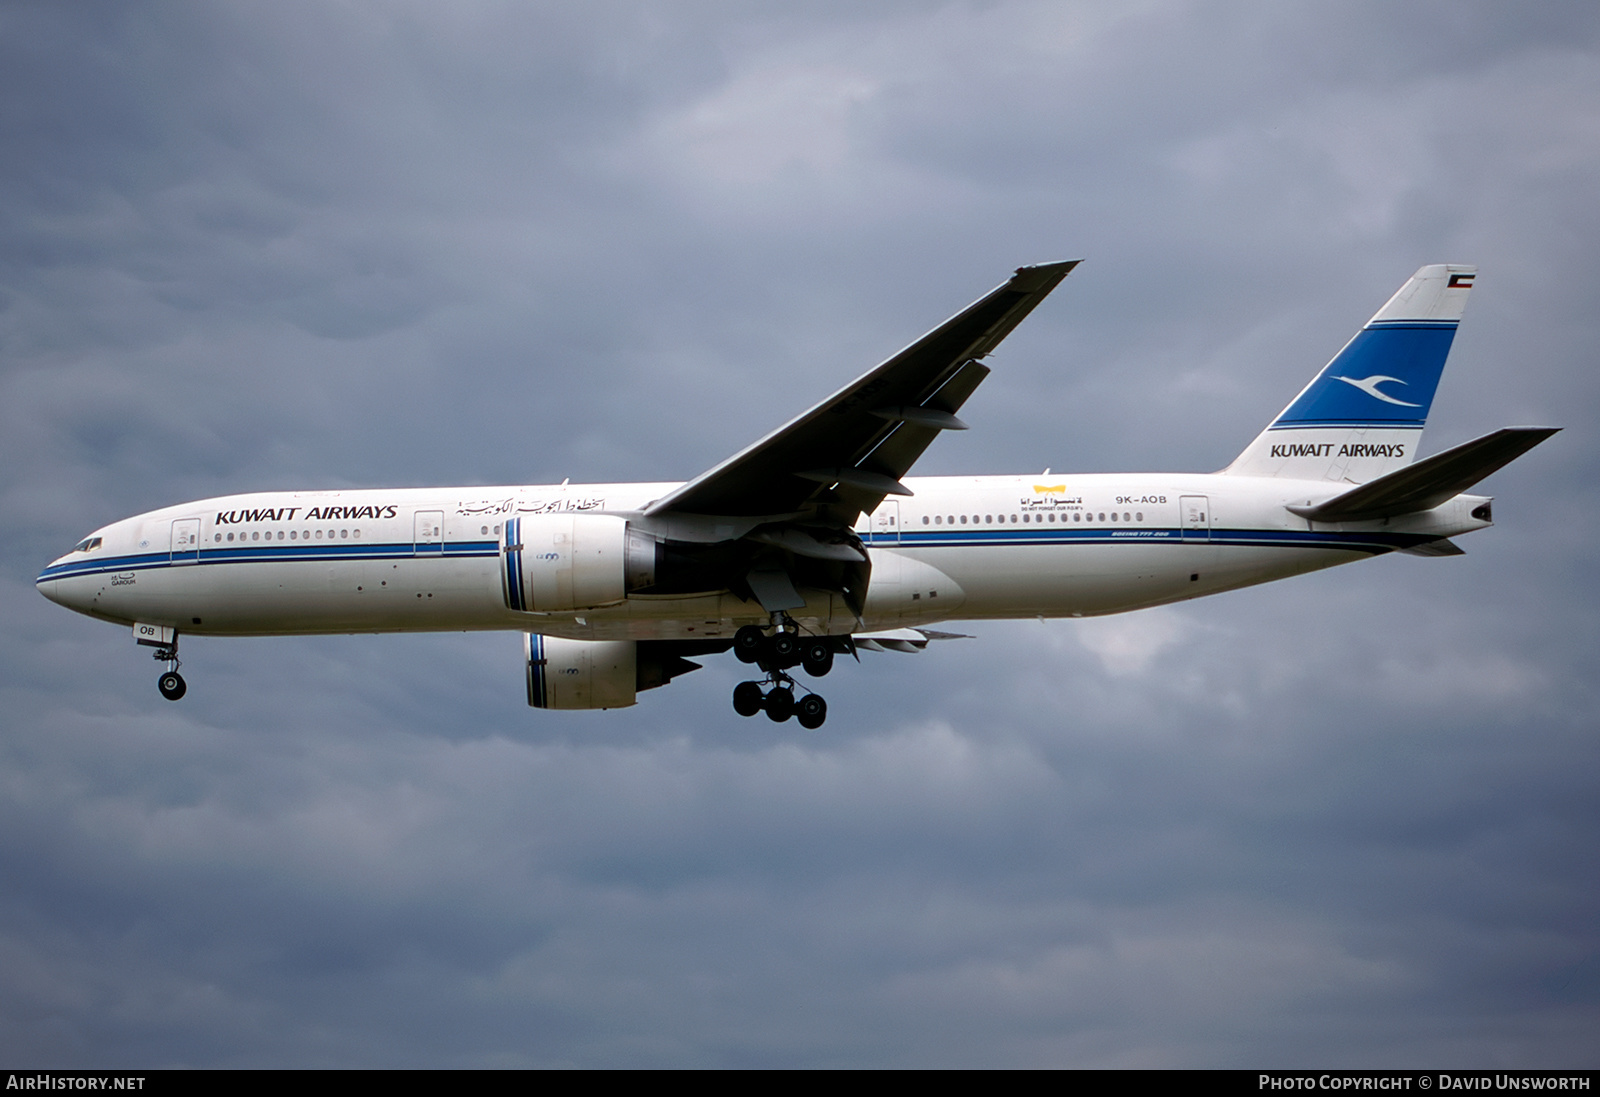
[910,628,972,641]
[1288,427,1559,522]
[854,627,972,652]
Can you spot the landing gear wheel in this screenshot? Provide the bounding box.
[797,694,827,729]
[158,671,187,701]
[732,681,764,717]
[764,687,795,723]
[801,641,834,678]
[734,625,765,664]
[770,632,799,665]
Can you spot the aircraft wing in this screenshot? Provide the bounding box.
[644,260,1080,522]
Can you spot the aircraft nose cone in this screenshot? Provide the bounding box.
[36,573,62,606]
[37,554,88,611]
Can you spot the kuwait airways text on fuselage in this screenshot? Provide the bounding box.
[213,504,401,525]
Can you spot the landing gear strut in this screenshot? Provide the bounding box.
[730,620,834,728]
[152,639,186,701]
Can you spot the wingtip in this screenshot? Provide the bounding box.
[1009,259,1082,291]
[1014,258,1082,273]
[1500,426,1563,443]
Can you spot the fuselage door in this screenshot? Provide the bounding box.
[414,510,444,555]
[871,500,901,545]
[171,518,201,564]
[1180,495,1211,541]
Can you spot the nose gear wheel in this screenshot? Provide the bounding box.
[152,638,186,701]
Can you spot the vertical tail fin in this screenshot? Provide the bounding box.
[1223,264,1476,482]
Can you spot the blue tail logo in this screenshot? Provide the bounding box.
[1270,319,1457,430]
[1331,374,1422,407]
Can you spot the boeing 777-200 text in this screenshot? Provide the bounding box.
[38,262,1558,727]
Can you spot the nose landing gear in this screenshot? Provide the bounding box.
[730,621,836,728]
[151,639,186,701]
[158,669,187,701]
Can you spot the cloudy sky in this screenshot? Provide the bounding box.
[2,0,1597,1067]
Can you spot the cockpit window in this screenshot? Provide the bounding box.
[73,537,103,553]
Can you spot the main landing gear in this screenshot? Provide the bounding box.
[731,620,836,729]
[153,639,186,701]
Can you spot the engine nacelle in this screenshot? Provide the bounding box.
[525,634,638,709]
[524,635,704,710]
[501,514,657,612]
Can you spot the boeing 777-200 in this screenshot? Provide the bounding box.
[38,262,1558,727]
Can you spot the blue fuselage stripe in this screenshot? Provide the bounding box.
[40,527,1427,587]
[868,527,1423,552]
[37,541,501,583]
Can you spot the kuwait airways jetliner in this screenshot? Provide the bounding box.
[38,262,1557,727]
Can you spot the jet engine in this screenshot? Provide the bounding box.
[524,634,707,709]
[500,515,659,612]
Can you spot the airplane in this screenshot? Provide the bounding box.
[37,261,1558,728]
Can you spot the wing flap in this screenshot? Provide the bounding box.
[1288,427,1559,522]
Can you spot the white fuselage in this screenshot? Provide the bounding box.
[37,473,1491,643]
